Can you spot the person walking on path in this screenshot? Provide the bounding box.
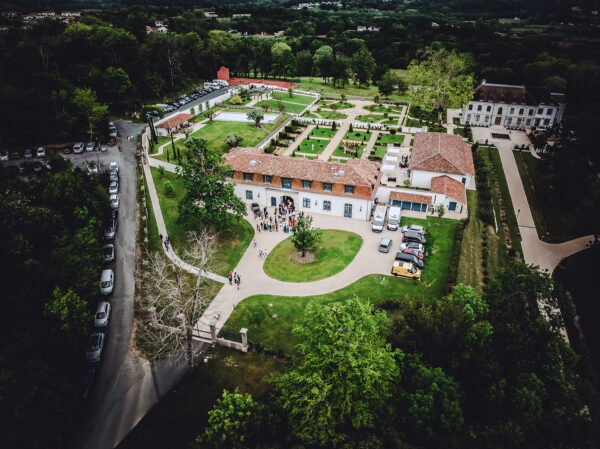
[163,235,169,251]
[253,239,257,248]
[228,271,232,285]
[159,233,163,243]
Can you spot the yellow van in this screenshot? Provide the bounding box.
[391,260,421,280]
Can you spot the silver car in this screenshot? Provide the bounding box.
[400,241,425,253]
[86,142,96,152]
[379,238,393,253]
[401,224,426,235]
[104,220,117,240]
[86,332,105,362]
[94,302,111,327]
[103,243,115,261]
[110,171,119,182]
[100,269,114,295]
[110,194,119,210]
[73,142,85,153]
[109,180,119,194]
[36,147,46,158]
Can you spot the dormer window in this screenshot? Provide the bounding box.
[243,173,253,181]
[303,180,311,189]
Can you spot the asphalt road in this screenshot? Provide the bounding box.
[150,87,229,122]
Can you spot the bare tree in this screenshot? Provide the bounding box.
[137,231,216,367]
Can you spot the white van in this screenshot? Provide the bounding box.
[387,206,401,231]
[213,79,229,87]
[372,205,387,232]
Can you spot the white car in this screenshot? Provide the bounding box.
[110,194,119,209]
[399,241,425,253]
[100,269,114,295]
[94,302,111,327]
[0,151,8,161]
[401,224,426,235]
[36,147,46,158]
[109,180,119,194]
[109,128,117,138]
[73,142,85,153]
[110,161,119,173]
[103,243,115,261]
[87,161,98,174]
[85,142,96,152]
[110,171,119,182]
[86,332,105,362]
[104,219,117,239]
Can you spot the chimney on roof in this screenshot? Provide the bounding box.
[482,79,487,85]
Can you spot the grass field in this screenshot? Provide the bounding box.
[310,127,337,138]
[365,104,405,113]
[153,118,282,160]
[271,90,316,105]
[264,230,362,282]
[298,137,328,154]
[320,101,354,110]
[344,130,372,141]
[356,114,386,123]
[371,145,387,158]
[255,99,307,114]
[296,76,411,102]
[150,168,254,276]
[306,110,347,120]
[377,133,405,145]
[457,190,484,292]
[333,142,365,158]
[225,216,459,354]
[117,346,285,449]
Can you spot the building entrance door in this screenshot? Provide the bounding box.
[494,116,502,125]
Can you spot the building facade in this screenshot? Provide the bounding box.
[225,147,381,221]
[461,81,566,130]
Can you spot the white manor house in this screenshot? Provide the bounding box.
[461,80,566,130]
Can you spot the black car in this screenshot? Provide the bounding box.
[63,146,72,154]
[395,252,424,269]
[402,230,427,245]
[10,151,21,160]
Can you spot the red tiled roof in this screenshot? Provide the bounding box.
[409,132,475,177]
[225,147,380,189]
[389,191,432,205]
[430,175,466,204]
[156,113,194,129]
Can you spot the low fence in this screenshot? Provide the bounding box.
[153,90,232,129]
[193,317,249,353]
[294,116,426,134]
[257,115,293,149]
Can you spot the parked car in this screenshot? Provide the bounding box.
[10,151,21,160]
[87,161,98,174]
[108,121,115,128]
[109,208,118,221]
[43,160,52,170]
[109,129,117,138]
[391,260,421,280]
[402,224,426,235]
[73,142,85,153]
[0,151,8,161]
[103,244,115,262]
[395,251,424,270]
[100,269,114,295]
[36,147,46,158]
[33,162,42,172]
[110,194,119,209]
[400,241,425,253]
[94,302,111,327]
[379,238,393,253]
[402,230,426,245]
[86,332,105,363]
[109,180,119,194]
[86,142,96,152]
[402,247,423,259]
[24,149,33,159]
[110,171,119,182]
[110,161,119,172]
[104,219,117,239]
[106,139,115,146]
[63,146,72,154]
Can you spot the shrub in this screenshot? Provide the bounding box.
[157,166,166,178]
[229,94,243,105]
[390,128,396,135]
[163,181,175,197]
[349,123,354,132]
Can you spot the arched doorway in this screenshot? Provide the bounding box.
[281,195,294,208]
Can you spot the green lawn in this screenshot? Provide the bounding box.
[224,96,252,106]
[344,130,372,142]
[333,142,365,158]
[150,168,254,276]
[356,114,386,123]
[255,99,307,114]
[365,104,405,114]
[457,190,484,292]
[225,216,459,354]
[371,145,387,158]
[306,110,347,120]
[271,90,316,105]
[149,136,172,154]
[296,77,411,102]
[310,127,337,138]
[320,101,354,110]
[153,118,282,159]
[298,137,328,154]
[377,133,405,145]
[263,230,362,282]
[117,346,285,449]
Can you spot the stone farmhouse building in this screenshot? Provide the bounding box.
[224,147,381,220]
[461,80,566,130]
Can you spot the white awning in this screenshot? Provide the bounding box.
[384,155,398,162]
[387,147,401,154]
[382,164,395,171]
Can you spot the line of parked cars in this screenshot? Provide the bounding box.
[379,224,427,280]
[86,161,120,365]
[146,86,226,119]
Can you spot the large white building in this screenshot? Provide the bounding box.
[461,80,566,130]
[224,147,381,221]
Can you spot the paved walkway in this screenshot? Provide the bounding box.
[471,127,594,273]
[362,131,380,159]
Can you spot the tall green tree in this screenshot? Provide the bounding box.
[350,47,376,86]
[290,215,321,257]
[177,136,246,226]
[271,298,399,446]
[378,70,399,97]
[246,110,264,128]
[406,47,475,123]
[72,87,108,141]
